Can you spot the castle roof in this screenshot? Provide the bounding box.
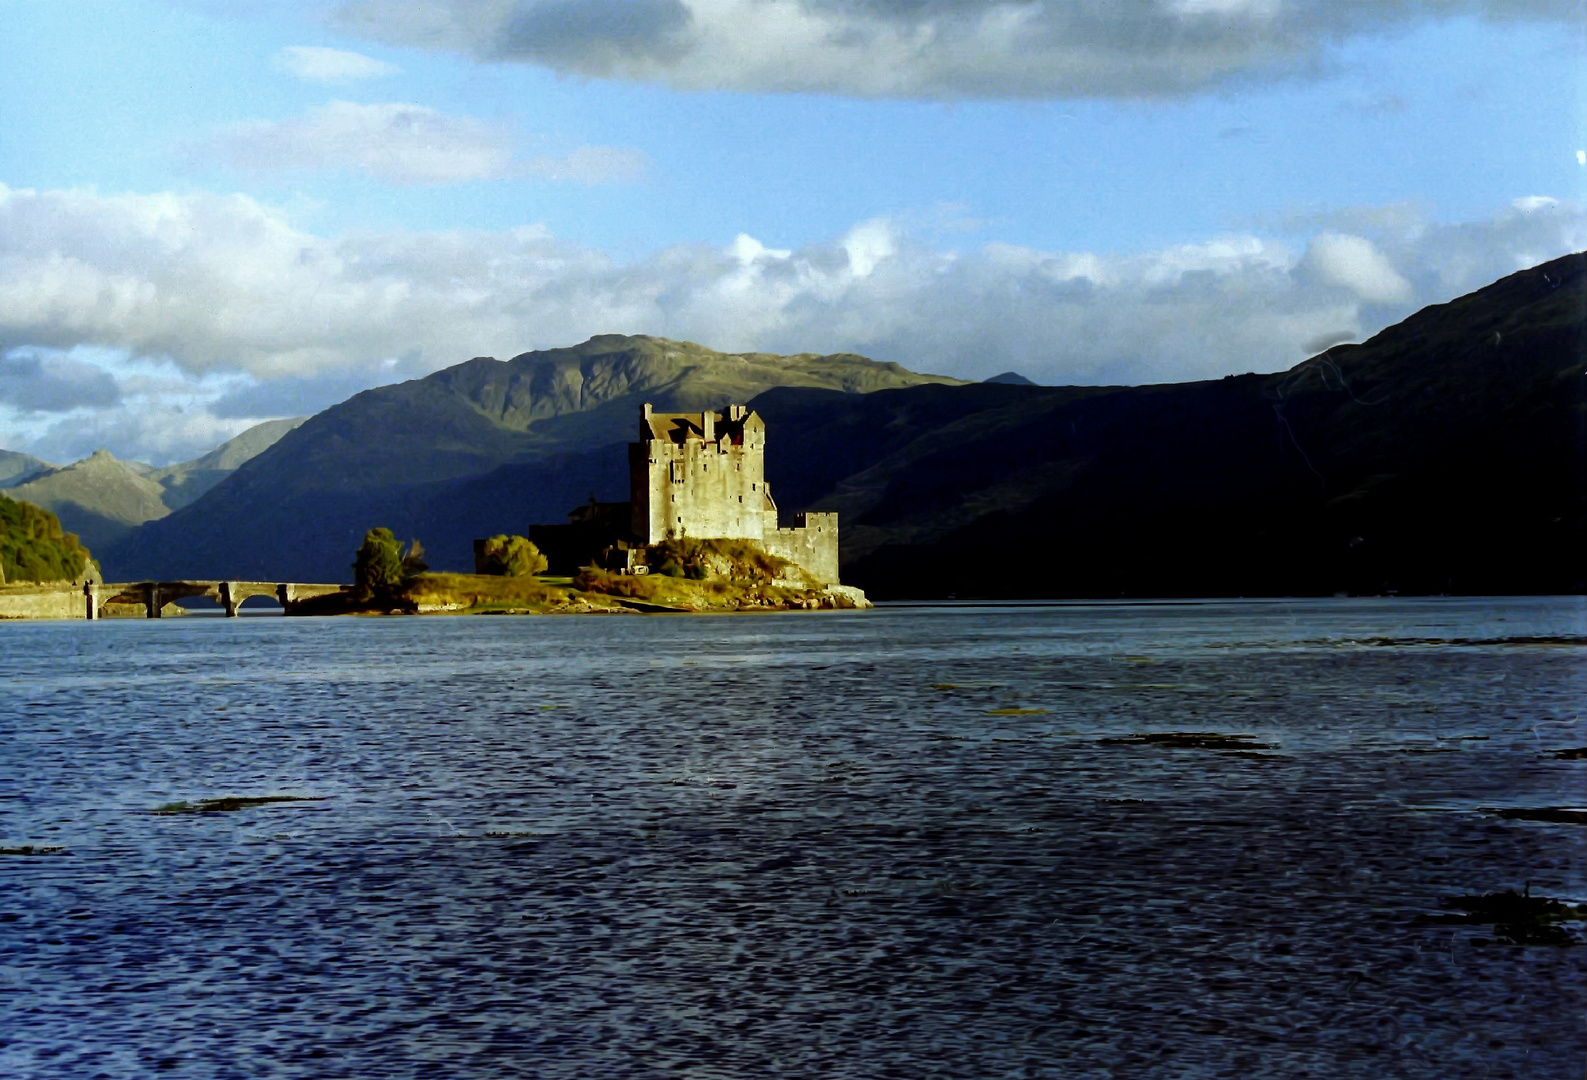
[642,405,763,446]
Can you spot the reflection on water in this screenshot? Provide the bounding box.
[1,598,1583,1078]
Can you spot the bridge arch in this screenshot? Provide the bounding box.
[88,581,350,618]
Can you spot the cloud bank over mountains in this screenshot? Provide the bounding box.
[331,0,1580,99]
[1,180,1580,463]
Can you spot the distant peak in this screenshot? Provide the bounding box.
[984,371,1037,386]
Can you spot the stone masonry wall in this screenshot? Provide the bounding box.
[635,433,771,544]
[761,512,840,586]
[0,584,87,620]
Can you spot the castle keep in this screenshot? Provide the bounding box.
[632,404,771,545]
[528,403,839,584]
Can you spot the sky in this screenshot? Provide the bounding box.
[0,0,1583,465]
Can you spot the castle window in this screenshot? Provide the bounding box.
[670,461,684,483]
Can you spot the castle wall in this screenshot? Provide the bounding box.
[761,512,840,586]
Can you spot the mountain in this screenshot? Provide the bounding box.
[0,450,52,488]
[105,336,964,581]
[748,251,1587,598]
[3,419,306,553]
[148,417,308,510]
[983,371,1036,385]
[5,450,172,553]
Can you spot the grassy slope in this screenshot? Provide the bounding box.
[302,571,853,615]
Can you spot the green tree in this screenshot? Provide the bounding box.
[479,535,547,577]
[0,494,94,584]
[353,527,426,601]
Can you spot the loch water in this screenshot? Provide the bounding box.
[1,598,1584,1079]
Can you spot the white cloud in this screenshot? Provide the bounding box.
[330,0,1580,100]
[18,404,259,468]
[200,101,515,184]
[1298,233,1413,304]
[520,145,649,184]
[842,220,896,278]
[274,45,401,81]
[0,181,1582,462]
[1169,0,1282,18]
[730,234,791,265]
[191,101,645,186]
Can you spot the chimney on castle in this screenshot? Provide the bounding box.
[701,408,715,443]
[641,402,652,438]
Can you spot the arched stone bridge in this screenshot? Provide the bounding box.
[89,581,349,619]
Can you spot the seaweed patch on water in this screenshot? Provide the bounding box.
[1423,887,1587,946]
[0,845,68,856]
[987,708,1050,716]
[149,795,325,815]
[1099,732,1277,752]
[1483,806,1587,825]
[1547,747,1587,760]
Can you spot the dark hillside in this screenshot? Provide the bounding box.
[751,252,1585,598]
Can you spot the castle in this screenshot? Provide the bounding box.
[526,403,840,584]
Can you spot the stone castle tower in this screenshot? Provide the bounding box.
[629,403,839,584]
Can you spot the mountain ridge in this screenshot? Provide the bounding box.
[105,335,964,579]
[102,257,1586,595]
[750,251,1586,597]
[1,418,307,552]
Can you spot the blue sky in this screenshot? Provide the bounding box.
[0,0,1583,463]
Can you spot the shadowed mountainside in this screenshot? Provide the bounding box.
[105,336,962,580]
[104,256,1585,595]
[751,252,1586,597]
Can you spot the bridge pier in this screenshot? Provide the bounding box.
[84,583,100,620]
[144,583,162,618]
[219,581,240,618]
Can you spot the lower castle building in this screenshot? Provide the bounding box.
[527,403,839,584]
